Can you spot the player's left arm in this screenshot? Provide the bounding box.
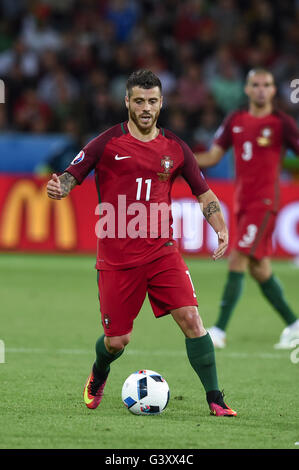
[197,189,228,260]
[177,136,228,260]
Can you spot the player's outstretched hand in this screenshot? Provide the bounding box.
[213,230,229,260]
[47,173,63,200]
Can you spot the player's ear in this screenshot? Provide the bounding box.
[125,94,129,109]
[160,95,163,109]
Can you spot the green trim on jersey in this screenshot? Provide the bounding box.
[121,122,126,135]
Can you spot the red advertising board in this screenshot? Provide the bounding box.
[0,174,298,257]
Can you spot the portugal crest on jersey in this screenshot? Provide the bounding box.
[157,156,174,181]
[257,127,272,146]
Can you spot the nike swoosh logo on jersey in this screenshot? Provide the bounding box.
[232,126,243,133]
[115,154,132,160]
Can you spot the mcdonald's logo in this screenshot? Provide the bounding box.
[0,179,77,249]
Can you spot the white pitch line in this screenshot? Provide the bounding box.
[4,347,290,360]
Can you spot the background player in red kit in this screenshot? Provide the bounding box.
[196,68,299,349]
[47,70,237,416]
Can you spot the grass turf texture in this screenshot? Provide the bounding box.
[0,253,298,449]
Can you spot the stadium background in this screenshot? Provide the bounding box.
[1,0,299,452]
[0,0,299,258]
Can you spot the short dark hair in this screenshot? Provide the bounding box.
[126,69,162,97]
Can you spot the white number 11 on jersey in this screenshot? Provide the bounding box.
[136,178,152,201]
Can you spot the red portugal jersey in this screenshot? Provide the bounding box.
[214,109,299,213]
[65,121,209,270]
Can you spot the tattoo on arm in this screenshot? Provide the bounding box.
[203,201,221,220]
[59,173,77,197]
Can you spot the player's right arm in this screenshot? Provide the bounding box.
[47,125,122,200]
[194,144,225,168]
[195,112,235,167]
[47,172,78,200]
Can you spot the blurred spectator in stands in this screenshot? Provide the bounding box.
[36,117,83,175]
[13,87,52,132]
[203,44,235,81]
[68,42,96,80]
[110,43,134,77]
[5,62,30,124]
[105,0,140,42]
[0,0,25,18]
[37,65,79,108]
[174,0,210,44]
[92,18,117,67]
[41,0,77,32]
[52,81,81,130]
[166,107,194,144]
[281,19,299,56]
[0,105,10,131]
[109,43,134,110]
[210,0,240,44]
[246,46,267,70]
[0,0,297,172]
[0,38,39,78]
[255,33,278,67]
[208,57,245,113]
[88,88,119,134]
[193,108,221,151]
[84,67,109,101]
[195,14,218,63]
[172,42,197,76]
[176,63,208,113]
[38,48,61,77]
[0,18,14,53]
[155,67,177,103]
[230,25,252,68]
[20,7,62,54]
[133,35,177,99]
[246,0,279,43]
[273,52,299,85]
[134,37,166,72]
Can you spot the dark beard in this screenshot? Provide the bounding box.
[129,109,159,134]
[253,98,268,108]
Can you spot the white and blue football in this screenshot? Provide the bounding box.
[122,369,170,415]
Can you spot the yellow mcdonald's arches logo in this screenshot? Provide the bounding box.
[0,179,76,249]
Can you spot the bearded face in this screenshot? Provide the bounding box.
[126,86,163,134]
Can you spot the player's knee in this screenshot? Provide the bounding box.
[174,306,205,337]
[249,263,269,283]
[187,309,205,336]
[249,263,260,280]
[228,250,248,272]
[106,334,130,353]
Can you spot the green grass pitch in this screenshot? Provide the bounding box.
[0,253,298,449]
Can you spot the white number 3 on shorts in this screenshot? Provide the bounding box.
[238,224,258,248]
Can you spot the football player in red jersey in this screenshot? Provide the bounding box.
[195,68,299,349]
[47,70,236,416]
